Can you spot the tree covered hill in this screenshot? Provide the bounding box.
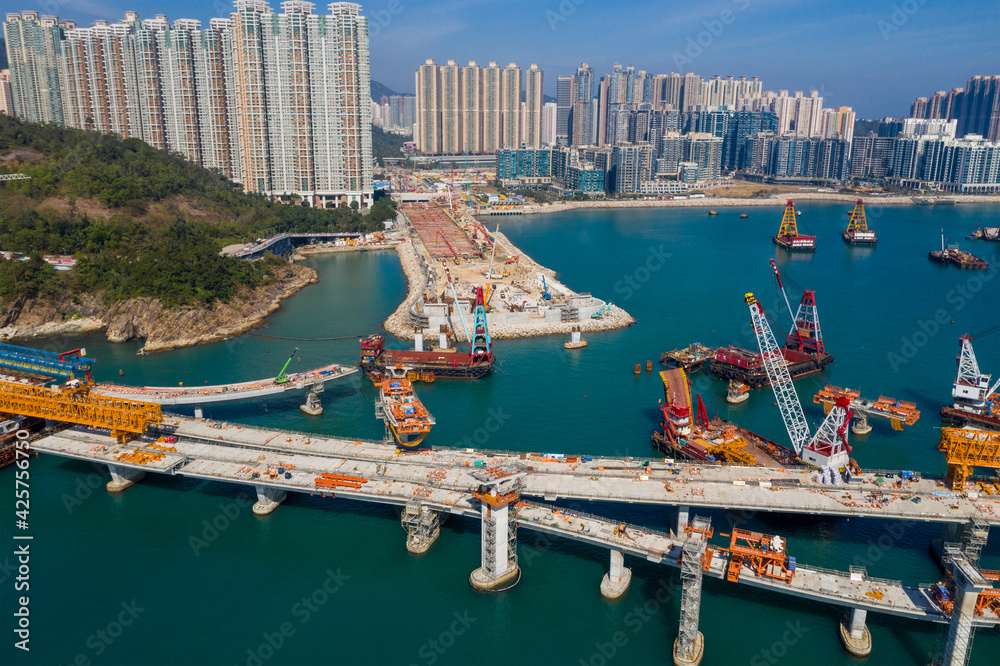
[0,116,396,306]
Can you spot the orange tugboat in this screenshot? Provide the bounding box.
[375,376,435,447]
[843,199,877,245]
[773,201,815,251]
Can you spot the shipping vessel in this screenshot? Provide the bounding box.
[772,201,816,251]
[360,288,494,380]
[842,199,877,245]
[375,376,435,447]
[929,230,989,270]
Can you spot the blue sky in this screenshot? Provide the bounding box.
[23,0,999,118]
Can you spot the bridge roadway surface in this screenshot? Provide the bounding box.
[144,417,1000,526]
[221,233,362,259]
[91,364,357,406]
[31,423,1000,628]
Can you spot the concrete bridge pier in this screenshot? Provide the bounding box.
[673,516,710,666]
[194,405,204,419]
[253,485,287,516]
[402,501,445,554]
[470,470,523,592]
[106,464,145,493]
[600,548,631,599]
[675,506,689,537]
[838,608,872,657]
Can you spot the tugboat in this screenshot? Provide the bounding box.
[375,376,435,447]
[843,199,877,245]
[726,380,750,404]
[708,210,718,216]
[740,213,749,219]
[772,201,816,251]
[966,227,1000,241]
[929,230,989,270]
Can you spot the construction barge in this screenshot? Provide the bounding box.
[772,201,816,251]
[659,343,717,371]
[966,227,1000,242]
[650,368,798,467]
[710,261,832,388]
[929,231,989,270]
[361,287,495,380]
[843,200,877,246]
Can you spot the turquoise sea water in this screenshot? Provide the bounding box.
[2,202,999,665]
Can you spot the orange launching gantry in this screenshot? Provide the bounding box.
[0,379,162,444]
[938,427,1000,490]
[725,529,795,583]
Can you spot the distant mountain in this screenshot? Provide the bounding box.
[371,80,410,102]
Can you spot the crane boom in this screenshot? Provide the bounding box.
[745,293,811,454]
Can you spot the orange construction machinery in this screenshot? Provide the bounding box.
[843,199,877,245]
[0,379,162,444]
[938,427,1000,490]
[724,529,795,583]
[814,385,920,434]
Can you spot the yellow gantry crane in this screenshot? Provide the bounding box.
[0,380,162,444]
[938,427,1000,490]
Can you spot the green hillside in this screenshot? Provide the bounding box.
[0,116,396,306]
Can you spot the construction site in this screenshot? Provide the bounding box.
[390,198,634,342]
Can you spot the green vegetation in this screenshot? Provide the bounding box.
[0,116,397,305]
[853,119,879,137]
[371,125,409,166]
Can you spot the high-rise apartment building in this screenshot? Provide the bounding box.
[555,74,573,145]
[0,70,13,115]
[570,62,593,147]
[540,102,557,146]
[500,63,521,149]
[414,59,535,154]
[524,64,543,148]
[4,11,72,125]
[4,3,372,207]
[231,1,371,207]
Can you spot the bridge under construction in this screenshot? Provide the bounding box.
[23,414,1000,666]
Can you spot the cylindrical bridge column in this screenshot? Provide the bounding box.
[470,502,520,591]
[106,464,145,493]
[600,548,631,599]
[838,608,871,657]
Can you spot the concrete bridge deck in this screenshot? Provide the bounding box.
[153,417,1000,526]
[29,426,1000,629]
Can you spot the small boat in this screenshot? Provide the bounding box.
[708,211,718,216]
[726,380,750,404]
[740,213,749,219]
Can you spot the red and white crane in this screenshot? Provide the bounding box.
[952,334,1000,415]
[744,293,854,472]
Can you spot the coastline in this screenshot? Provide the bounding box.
[507,193,1000,216]
[0,262,318,354]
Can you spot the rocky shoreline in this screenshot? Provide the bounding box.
[0,262,317,354]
